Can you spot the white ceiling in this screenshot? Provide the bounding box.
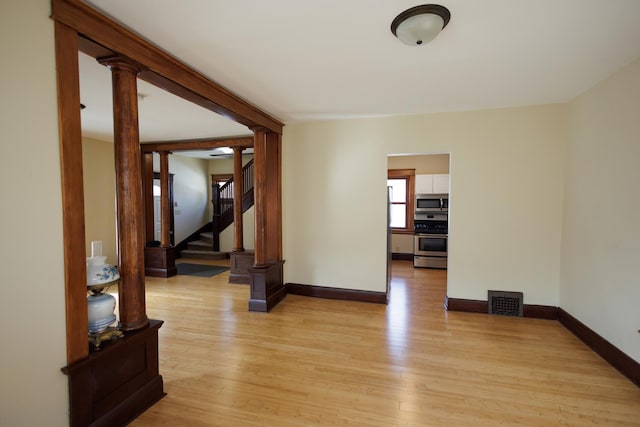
[81,0,640,141]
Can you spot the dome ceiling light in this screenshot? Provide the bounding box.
[391,4,451,46]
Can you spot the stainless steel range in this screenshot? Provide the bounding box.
[414,212,448,269]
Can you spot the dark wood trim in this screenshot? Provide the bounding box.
[62,320,165,427]
[54,21,88,364]
[174,222,212,256]
[144,247,177,278]
[444,297,487,313]
[248,261,286,312]
[51,0,283,133]
[523,304,559,320]
[559,308,640,388]
[287,283,388,304]
[229,251,254,284]
[141,136,253,153]
[391,253,414,261]
[444,297,559,320]
[387,169,416,177]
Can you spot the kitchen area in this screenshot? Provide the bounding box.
[388,153,450,269]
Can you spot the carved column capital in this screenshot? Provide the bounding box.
[97,55,141,74]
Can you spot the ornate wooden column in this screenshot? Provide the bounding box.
[229,146,254,284]
[159,151,171,248]
[144,150,177,277]
[248,128,286,311]
[232,146,245,252]
[99,56,149,332]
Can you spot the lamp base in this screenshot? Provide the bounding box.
[89,327,123,349]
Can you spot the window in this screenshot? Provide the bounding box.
[387,169,415,233]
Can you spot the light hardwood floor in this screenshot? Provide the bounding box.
[129,260,640,426]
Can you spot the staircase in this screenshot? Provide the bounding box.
[180,232,227,260]
[178,160,254,260]
[211,159,254,250]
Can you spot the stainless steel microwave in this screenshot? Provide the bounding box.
[415,193,448,213]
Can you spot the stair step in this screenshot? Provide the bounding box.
[199,232,214,244]
[187,240,213,251]
[180,250,227,260]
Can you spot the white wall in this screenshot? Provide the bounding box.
[155,153,210,243]
[283,104,566,305]
[219,206,255,251]
[560,58,640,361]
[0,0,69,425]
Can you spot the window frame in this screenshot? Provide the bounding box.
[387,169,415,234]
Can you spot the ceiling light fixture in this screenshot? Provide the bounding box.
[391,4,451,46]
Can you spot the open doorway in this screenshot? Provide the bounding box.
[387,153,451,295]
[152,172,175,246]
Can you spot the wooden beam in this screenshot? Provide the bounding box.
[54,20,89,364]
[51,0,283,133]
[140,136,253,153]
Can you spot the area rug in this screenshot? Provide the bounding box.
[176,263,229,277]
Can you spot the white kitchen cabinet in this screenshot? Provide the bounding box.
[432,174,449,193]
[416,174,449,194]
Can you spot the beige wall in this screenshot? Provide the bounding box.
[388,153,450,174]
[0,0,69,425]
[283,104,566,306]
[83,136,118,263]
[560,58,640,361]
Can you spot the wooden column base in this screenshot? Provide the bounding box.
[62,320,165,427]
[229,251,254,284]
[248,260,286,312]
[145,246,177,277]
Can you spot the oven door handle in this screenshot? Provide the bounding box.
[415,234,448,238]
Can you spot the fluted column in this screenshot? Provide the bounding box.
[159,151,171,248]
[232,146,245,252]
[99,55,149,332]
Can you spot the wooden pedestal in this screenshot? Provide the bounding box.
[229,251,254,284]
[62,320,165,427]
[145,246,177,277]
[248,260,286,312]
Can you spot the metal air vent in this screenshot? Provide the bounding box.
[488,290,523,317]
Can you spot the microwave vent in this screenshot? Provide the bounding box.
[488,290,523,317]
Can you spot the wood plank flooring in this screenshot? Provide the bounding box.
[128,260,640,426]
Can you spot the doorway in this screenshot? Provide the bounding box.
[152,172,175,246]
[387,153,451,297]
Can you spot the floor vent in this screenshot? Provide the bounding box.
[488,290,523,317]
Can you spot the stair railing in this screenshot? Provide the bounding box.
[211,159,255,250]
